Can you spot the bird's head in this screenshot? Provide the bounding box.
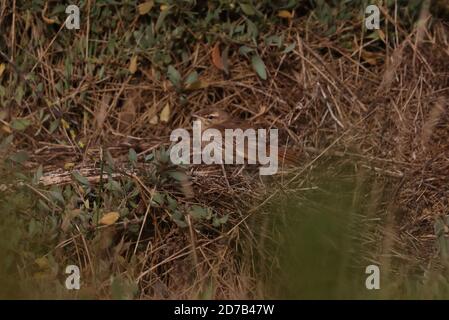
[192,108,231,127]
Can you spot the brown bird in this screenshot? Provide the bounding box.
[193,108,236,130]
[192,108,299,167]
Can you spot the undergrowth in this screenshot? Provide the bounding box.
[0,0,448,299]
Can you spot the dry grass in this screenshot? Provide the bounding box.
[0,2,448,299]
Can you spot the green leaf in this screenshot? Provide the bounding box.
[0,135,13,150]
[172,210,183,220]
[11,118,31,131]
[14,172,28,180]
[240,3,256,16]
[251,55,267,80]
[72,171,90,186]
[105,150,115,169]
[15,86,24,104]
[245,18,258,38]
[166,195,178,210]
[144,152,154,162]
[172,210,188,227]
[55,81,64,95]
[168,171,188,182]
[37,199,51,212]
[151,191,165,206]
[173,217,188,228]
[9,151,29,164]
[155,9,170,32]
[185,71,198,86]
[129,148,138,165]
[283,43,296,54]
[190,205,208,220]
[265,35,283,47]
[167,65,181,87]
[49,190,65,205]
[34,165,43,184]
[156,147,170,163]
[105,180,121,192]
[120,207,130,218]
[213,214,229,227]
[49,119,59,133]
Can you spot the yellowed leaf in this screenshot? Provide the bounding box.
[129,56,138,74]
[1,125,12,134]
[43,16,56,24]
[118,92,139,133]
[42,2,57,24]
[0,64,5,77]
[137,1,154,15]
[150,115,159,124]
[160,103,170,123]
[35,256,50,270]
[69,129,76,140]
[61,119,70,130]
[361,50,380,66]
[185,79,209,91]
[377,29,386,42]
[64,162,75,170]
[96,94,110,130]
[99,212,120,225]
[278,10,293,19]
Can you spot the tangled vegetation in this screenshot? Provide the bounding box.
[0,0,448,299]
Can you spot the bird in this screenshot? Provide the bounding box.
[192,108,299,167]
[192,108,236,130]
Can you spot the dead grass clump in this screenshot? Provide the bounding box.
[0,1,448,298]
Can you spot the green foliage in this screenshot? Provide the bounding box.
[9,0,304,78]
[260,164,449,299]
[0,0,440,299]
[0,0,429,134]
[141,147,227,228]
[0,168,63,298]
[10,118,31,131]
[251,54,267,80]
